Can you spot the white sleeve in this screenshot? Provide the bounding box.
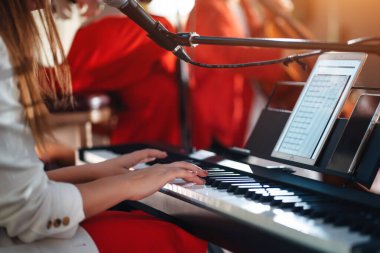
[0,38,85,243]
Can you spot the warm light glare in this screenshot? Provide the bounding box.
[148,0,195,25]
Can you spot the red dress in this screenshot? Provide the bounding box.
[68,16,180,146]
[186,0,288,149]
[81,210,207,253]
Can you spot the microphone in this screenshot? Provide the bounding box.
[103,0,191,62]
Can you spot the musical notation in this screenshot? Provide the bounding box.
[272,54,365,165]
[278,74,349,158]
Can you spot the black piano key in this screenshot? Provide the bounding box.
[258,194,274,202]
[250,189,285,201]
[279,198,303,209]
[350,222,367,232]
[292,202,312,214]
[206,176,248,185]
[251,192,270,201]
[325,214,341,224]
[206,175,246,178]
[258,188,284,195]
[206,175,248,179]
[349,212,380,234]
[227,183,261,192]
[266,190,294,196]
[304,202,342,212]
[255,190,291,203]
[369,221,380,238]
[270,196,301,207]
[321,205,359,224]
[206,168,226,172]
[309,210,327,218]
[206,176,251,186]
[300,203,347,219]
[232,185,263,195]
[245,190,267,199]
[297,195,331,202]
[329,212,360,227]
[207,173,243,177]
[356,223,379,235]
[207,171,237,176]
[244,188,268,198]
[213,179,255,188]
[372,231,380,239]
[217,180,257,190]
[281,189,311,196]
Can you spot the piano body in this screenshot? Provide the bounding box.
[78,57,380,252]
[78,107,380,253]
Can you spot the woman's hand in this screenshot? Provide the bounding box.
[77,160,208,217]
[121,161,209,200]
[47,148,168,184]
[91,149,168,179]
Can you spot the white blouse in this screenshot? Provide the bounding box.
[0,38,97,252]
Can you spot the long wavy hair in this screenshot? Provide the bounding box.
[0,0,71,149]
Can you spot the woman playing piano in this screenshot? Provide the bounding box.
[0,0,207,252]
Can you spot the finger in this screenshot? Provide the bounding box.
[143,149,168,158]
[169,161,208,177]
[170,169,206,185]
[182,175,206,185]
[137,149,167,163]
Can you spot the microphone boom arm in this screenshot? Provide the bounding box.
[169,32,380,55]
[161,30,380,68]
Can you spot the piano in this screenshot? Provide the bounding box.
[77,80,380,253]
[78,142,380,253]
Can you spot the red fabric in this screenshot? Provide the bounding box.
[186,0,288,149]
[81,210,207,253]
[68,16,180,146]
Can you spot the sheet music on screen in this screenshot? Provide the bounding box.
[272,53,367,165]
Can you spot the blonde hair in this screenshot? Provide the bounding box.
[0,0,71,149]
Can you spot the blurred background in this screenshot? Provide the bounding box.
[143,0,380,42]
[47,0,380,171]
[292,0,380,41]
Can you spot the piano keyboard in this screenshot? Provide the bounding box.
[80,148,380,253]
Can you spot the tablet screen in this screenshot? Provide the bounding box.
[271,52,367,165]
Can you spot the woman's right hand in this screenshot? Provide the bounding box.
[122,161,208,201]
[77,161,208,217]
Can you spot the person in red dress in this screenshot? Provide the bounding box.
[186,0,291,149]
[68,14,181,146]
